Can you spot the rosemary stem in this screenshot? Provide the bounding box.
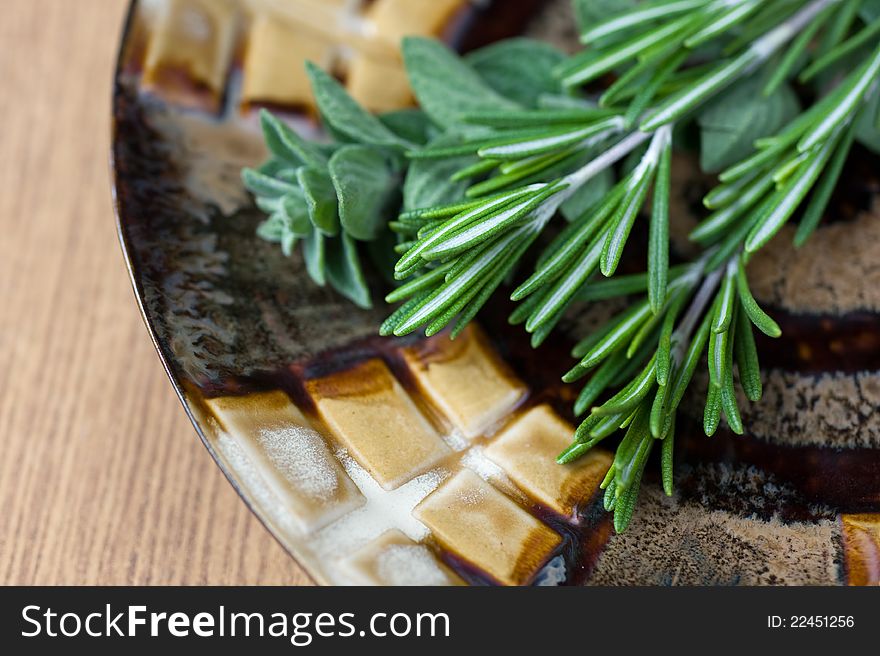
[558,129,656,201]
[749,0,843,67]
[526,127,665,233]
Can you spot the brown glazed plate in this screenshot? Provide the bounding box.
[112,0,880,585]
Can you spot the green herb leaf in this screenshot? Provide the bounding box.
[303,228,326,286]
[466,38,566,107]
[661,418,675,496]
[565,299,653,377]
[703,382,721,436]
[735,259,781,338]
[402,37,520,129]
[296,167,339,236]
[305,61,412,149]
[561,167,615,223]
[259,109,328,168]
[648,141,671,313]
[325,232,371,309]
[280,193,312,237]
[403,135,475,211]
[697,74,799,173]
[328,145,396,241]
[711,259,737,334]
[855,85,880,154]
[734,302,762,402]
[573,0,638,35]
[600,164,654,277]
[379,109,436,146]
[795,120,857,247]
[242,168,299,199]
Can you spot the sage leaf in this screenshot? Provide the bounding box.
[256,213,284,244]
[259,109,327,169]
[280,193,312,237]
[305,61,412,149]
[855,85,880,154]
[241,168,299,199]
[465,38,566,107]
[296,167,339,236]
[303,228,326,286]
[328,145,397,241]
[560,167,615,222]
[402,37,520,129]
[379,109,436,146]
[403,135,475,211]
[697,74,800,173]
[325,232,371,309]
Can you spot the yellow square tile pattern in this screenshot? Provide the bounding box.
[484,404,612,516]
[307,359,451,491]
[142,0,239,105]
[366,0,468,54]
[206,391,365,532]
[345,55,414,113]
[200,326,618,585]
[339,529,464,585]
[414,470,562,585]
[402,326,527,441]
[241,13,334,109]
[139,0,468,112]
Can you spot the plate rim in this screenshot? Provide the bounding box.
[109,0,325,585]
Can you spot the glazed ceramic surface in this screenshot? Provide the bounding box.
[113,0,880,585]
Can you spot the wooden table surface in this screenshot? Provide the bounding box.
[0,0,310,585]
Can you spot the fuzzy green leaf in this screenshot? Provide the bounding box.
[303,228,326,286]
[379,109,436,146]
[259,109,327,168]
[561,167,615,223]
[325,232,371,309]
[402,37,520,129]
[466,38,566,107]
[328,145,396,241]
[855,85,880,154]
[296,167,339,236]
[697,74,799,173]
[306,61,412,149]
[403,136,475,211]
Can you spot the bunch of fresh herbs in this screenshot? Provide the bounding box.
[243,0,880,532]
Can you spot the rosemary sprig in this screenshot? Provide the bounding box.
[245,0,880,532]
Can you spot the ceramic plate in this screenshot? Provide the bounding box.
[112,0,880,585]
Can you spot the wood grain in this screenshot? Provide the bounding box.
[0,0,311,585]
